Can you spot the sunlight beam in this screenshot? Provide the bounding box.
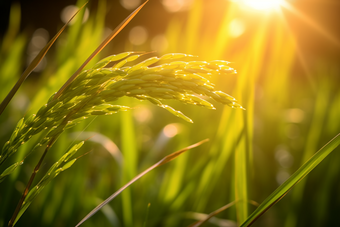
[276,8,318,92]
[232,0,284,11]
[281,1,340,48]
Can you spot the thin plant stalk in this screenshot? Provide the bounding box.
[0,2,88,116]
[189,201,237,227]
[76,139,209,227]
[53,0,149,100]
[8,138,55,227]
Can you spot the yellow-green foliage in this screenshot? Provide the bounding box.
[0,52,242,182]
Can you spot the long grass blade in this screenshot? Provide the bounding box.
[240,133,340,227]
[284,82,329,227]
[235,135,248,224]
[120,102,137,226]
[8,140,53,227]
[75,139,209,227]
[53,0,149,100]
[0,2,88,116]
[12,141,85,226]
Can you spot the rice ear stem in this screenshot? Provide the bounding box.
[8,137,57,227]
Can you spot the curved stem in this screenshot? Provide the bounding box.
[8,139,55,227]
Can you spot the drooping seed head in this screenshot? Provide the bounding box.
[0,52,244,166]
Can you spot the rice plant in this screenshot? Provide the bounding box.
[1,0,339,227]
[0,1,244,226]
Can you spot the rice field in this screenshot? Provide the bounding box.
[0,0,339,226]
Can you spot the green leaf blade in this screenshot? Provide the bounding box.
[240,133,340,227]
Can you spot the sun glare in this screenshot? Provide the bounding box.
[234,0,284,10]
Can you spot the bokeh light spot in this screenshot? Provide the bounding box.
[60,5,89,25]
[284,108,305,123]
[134,106,152,123]
[163,124,179,138]
[228,18,246,38]
[12,93,30,112]
[27,29,49,72]
[275,146,294,168]
[276,170,290,185]
[129,26,148,45]
[151,34,169,53]
[161,0,194,13]
[232,0,284,10]
[31,28,49,49]
[120,0,141,10]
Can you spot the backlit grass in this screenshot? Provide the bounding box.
[0,0,339,227]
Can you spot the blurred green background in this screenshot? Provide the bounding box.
[0,0,339,226]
